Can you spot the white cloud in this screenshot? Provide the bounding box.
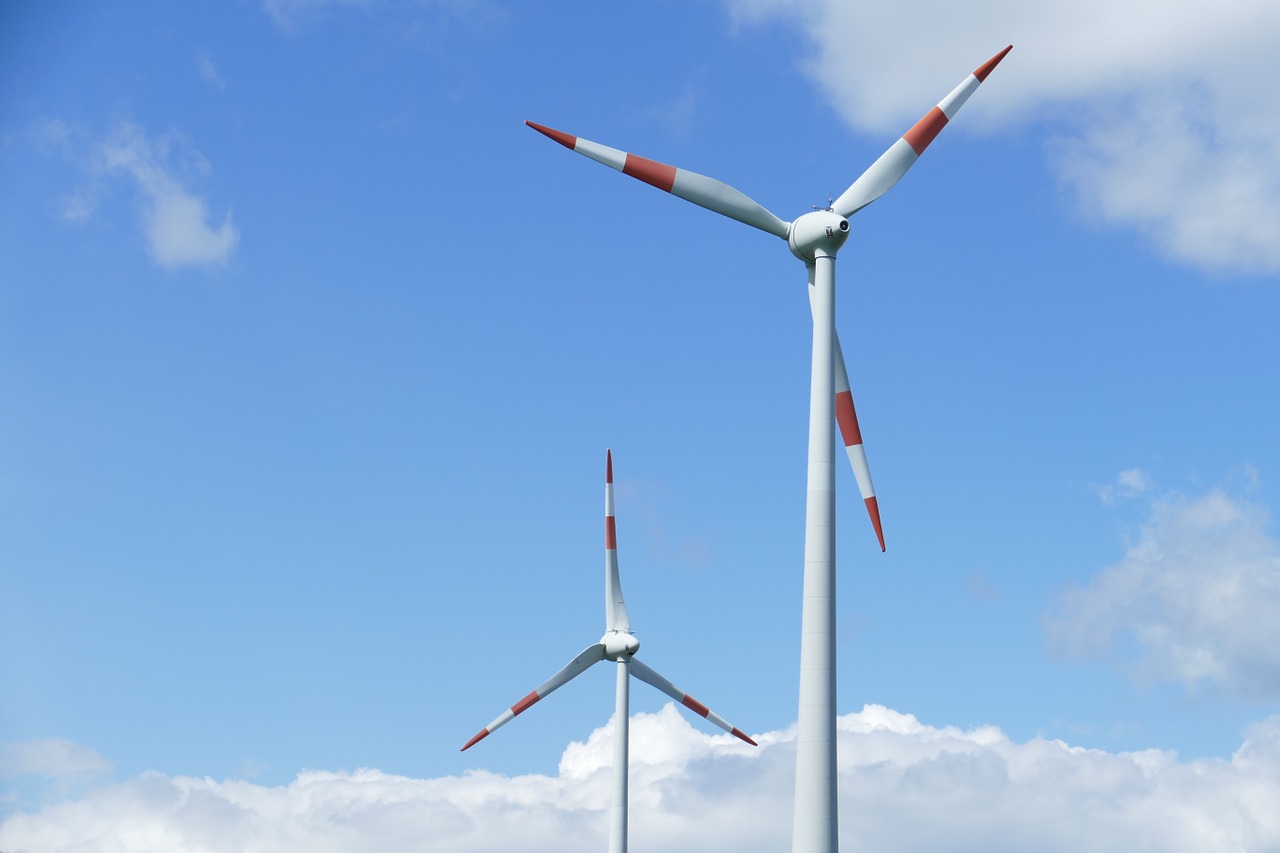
[4,706,1280,852]
[723,0,1280,275]
[94,123,240,269]
[1046,484,1280,696]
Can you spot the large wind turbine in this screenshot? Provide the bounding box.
[462,450,756,853]
[524,47,1011,853]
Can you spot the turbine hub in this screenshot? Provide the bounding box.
[788,210,850,262]
[602,631,640,660]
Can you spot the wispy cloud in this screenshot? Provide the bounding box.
[3,706,1279,851]
[1046,481,1280,697]
[263,0,370,31]
[37,119,241,270]
[0,739,112,779]
[643,82,701,136]
[196,50,226,90]
[1097,467,1153,505]
[93,122,240,269]
[724,0,1280,275]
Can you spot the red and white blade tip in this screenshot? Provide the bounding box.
[975,45,1013,82]
[865,496,885,553]
[606,448,613,484]
[680,694,758,746]
[526,120,576,149]
[907,45,1012,157]
[460,689,540,751]
[833,387,886,552]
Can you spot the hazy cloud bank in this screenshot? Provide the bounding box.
[4,704,1279,852]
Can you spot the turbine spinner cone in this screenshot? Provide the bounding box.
[603,631,640,660]
[788,210,850,261]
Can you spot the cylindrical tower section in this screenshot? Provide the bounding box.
[609,658,631,853]
[792,253,838,853]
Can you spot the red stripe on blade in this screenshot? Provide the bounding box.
[903,107,948,156]
[731,728,758,746]
[512,690,541,716]
[605,516,617,549]
[834,390,864,447]
[623,154,677,192]
[973,45,1013,82]
[461,729,490,751]
[606,449,613,484]
[525,121,578,150]
[682,695,710,718]
[865,495,885,552]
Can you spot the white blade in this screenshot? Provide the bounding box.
[461,643,606,750]
[629,657,757,746]
[605,449,630,632]
[833,45,1012,218]
[526,121,792,240]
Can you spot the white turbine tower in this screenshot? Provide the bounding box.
[462,450,757,853]
[524,47,1011,853]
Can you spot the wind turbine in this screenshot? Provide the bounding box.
[524,46,1011,853]
[462,450,756,853]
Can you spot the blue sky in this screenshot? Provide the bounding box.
[4,1,1280,849]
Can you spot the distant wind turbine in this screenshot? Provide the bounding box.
[524,45,1011,853]
[462,450,756,853]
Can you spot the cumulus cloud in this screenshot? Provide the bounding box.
[4,706,1280,852]
[724,0,1280,275]
[1047,483,1280,696]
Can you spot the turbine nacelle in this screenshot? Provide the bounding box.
[788,210,850,262]
[602,630,640,660]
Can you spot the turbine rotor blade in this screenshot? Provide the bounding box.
[807,268,885,551]
[832,45,1012,218]
[833,332,885,552]
[461,643,607,750]
[605,449,630,633]
[526,121,792,240]
[629,657,757,746]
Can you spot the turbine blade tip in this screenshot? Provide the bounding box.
[865,495,886,552]
[733,728,759,747]
[461,730,488,751]
[606,449,613,483]
[974,45,1013,82]
[525,120,576,149]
